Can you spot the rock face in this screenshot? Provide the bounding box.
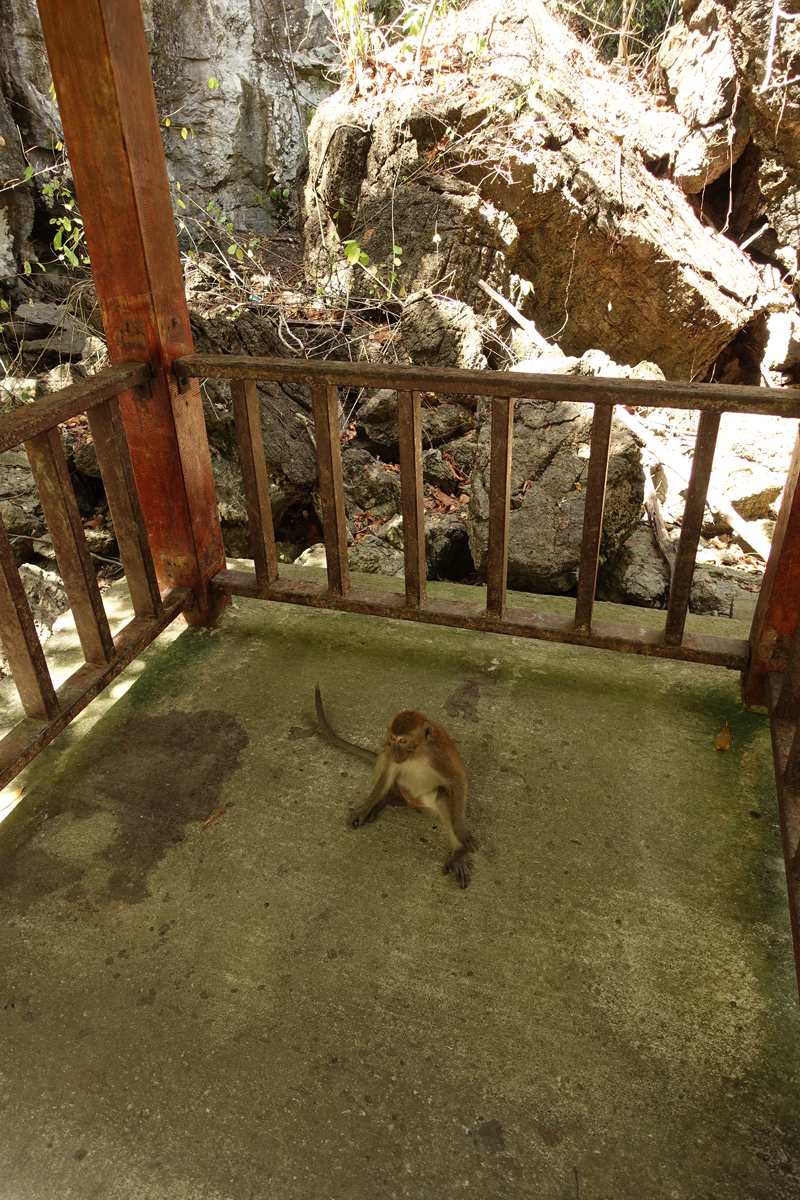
[0,0,334,253]
[659,0,800,280]
[468,396,643,594]
[303,0,780,381]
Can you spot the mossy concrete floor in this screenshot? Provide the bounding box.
[1,566,798,1200]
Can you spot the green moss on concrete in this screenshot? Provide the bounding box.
[1,568,798,1199]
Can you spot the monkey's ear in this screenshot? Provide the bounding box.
[424,724,432,739]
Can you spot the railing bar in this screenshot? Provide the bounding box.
[486,396,514,619]
[212,568,750,668]
[0,586,190,791]
[0,519,60,720]
[766,674,800,1000]
[173,354,800,418]
[397,389,426,609]
[87,392,162,619]
[25,427,116,666]
[663,411,721,646]
[775,607,800,721]
[230,379,279,587]
[0,362,149,453]
[310,383,350,598]
[574,404,614,632]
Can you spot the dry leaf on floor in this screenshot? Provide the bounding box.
[714,719,733,751]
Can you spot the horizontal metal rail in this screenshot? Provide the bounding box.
[0,362,186,790]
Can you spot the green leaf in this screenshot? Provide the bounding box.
[49,82,56,102]
[206,200,215,213]
[181,127,188,140]
[0,299,7,311]
[358,251,369,267]
[342,240,360,264]
[53,230,63,250]
[176,196,186,209]
[23,260,31,276]
[208,77,219,88]
[236,247,243,261]
[282,187,290,199]
[227,244,237,255]
[62,218,72,232]
[393,257,401,266]
[63,246,79,267]
[42,184,53,197]
[165,117,171,127]
[24,165,34,181]
[393,246,403,255]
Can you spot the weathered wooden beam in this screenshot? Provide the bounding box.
[211,568,750,669]
[311,384,349,598]
[574,404,614,632]
[0,588,191,791]
[25,427,115,667]
[230,379,279,587]
[486,397,514,620]
[175,354,800,417]
[0,520,59,720]
[663,411,720,646]
[87,394,163,620]
[397,390,426,609]
[0,362,149,453]
[36,0,227,625]
[744,424,800,707]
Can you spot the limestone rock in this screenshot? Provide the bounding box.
[303,1,775,380]
[355,389,474,453]
[0,0,334,235]
[341,448,401,519]
[468,396,643,594]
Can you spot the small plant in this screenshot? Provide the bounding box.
[43,176,89,268]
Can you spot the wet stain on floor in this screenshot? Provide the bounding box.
[0,709,249,909]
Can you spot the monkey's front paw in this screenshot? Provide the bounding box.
[443,851,472,888]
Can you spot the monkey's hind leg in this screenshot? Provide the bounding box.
[436,788,477,888]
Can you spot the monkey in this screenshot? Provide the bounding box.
[315,685,477,887]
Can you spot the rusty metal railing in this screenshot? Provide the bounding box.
[0,363,190,788]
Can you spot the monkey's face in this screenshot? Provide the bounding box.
[388,733,413,763]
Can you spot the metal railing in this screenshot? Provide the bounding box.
[0,363,190,788]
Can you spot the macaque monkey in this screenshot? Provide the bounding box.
[315,685,477,887]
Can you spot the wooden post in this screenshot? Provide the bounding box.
[743,425,800,707]
[36,0,227,625]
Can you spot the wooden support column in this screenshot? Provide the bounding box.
[743,424,800,707]
[36,0,227,625]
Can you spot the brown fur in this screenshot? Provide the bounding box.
[316,687,477,887]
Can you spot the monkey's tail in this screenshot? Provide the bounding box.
[315,684,377,762]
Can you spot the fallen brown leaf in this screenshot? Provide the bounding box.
[204,807,224,827]
[714,719,733,751]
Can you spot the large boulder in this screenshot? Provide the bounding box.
[303,0,780,381]
[659,0,800,280]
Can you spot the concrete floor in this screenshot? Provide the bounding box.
[1,565,798,1200]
